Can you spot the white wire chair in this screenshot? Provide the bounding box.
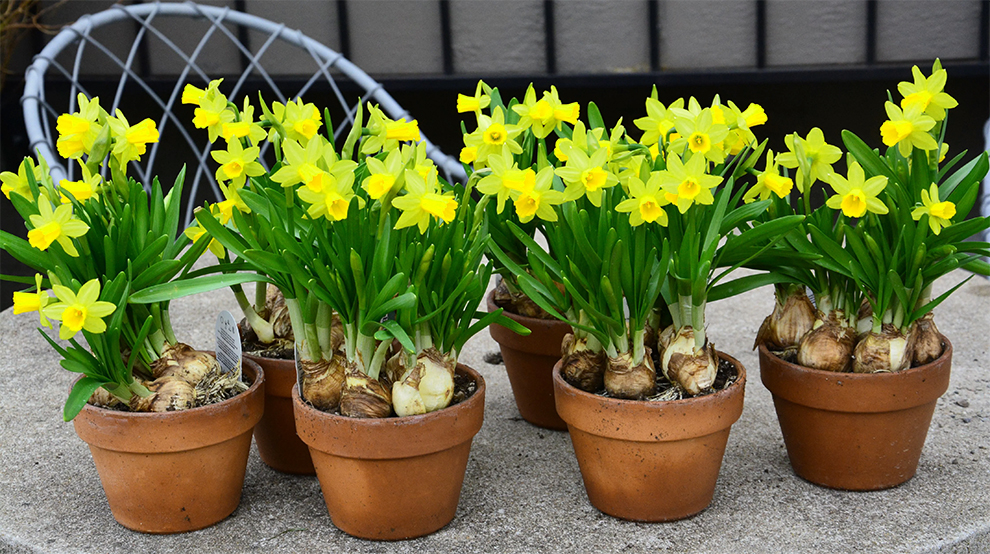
[21,1,465,227]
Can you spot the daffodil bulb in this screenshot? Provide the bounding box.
[340,365,392,418]
[754,289,816,352]
[853,324,915,373]
[560,333,606,392]
[392,348,455,417]
[658,326,716,395]
[604,350,656,399]
[911,313,943,366]
[796,312,855,373]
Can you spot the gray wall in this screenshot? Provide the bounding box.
[22,0,986,78]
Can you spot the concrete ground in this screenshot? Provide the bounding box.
[1,272,988,554]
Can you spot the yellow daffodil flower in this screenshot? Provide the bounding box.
[825,161,888,218]
[1,158,45,200]
[221,97,268,145]
[554,142,618,207]
[27,201,89,256]
[743,150,793,203]
[912,183,956,235]
[279,98,323,143]
[897,62,958,122]
[12,273,53,328]
[544,85,580,126]
[42,279,116,340]
[211,138,265,188]
[184,204,227,258]
[402,141,435,180]
[775,127,842,193]
[510,166,563,223]
[181,78,224,105]
[671,108,729,165]
[271,136,341,189]
[459,146,478,164]
[361,105,420,155]
[512,84,556,139]
[218,181,251,215]
[296,163,357,221]
[58,164,101,204]
[192,93,234,143]
[456,80,491,115]
[658,152,723,214]
[362,149,405,200]
[106,109,160,168]
[393,168,458,233]
[634,97,684,146]
[477,146,531,213]
[616,172,671,226]
[56,94,106,159]
[463,106,523,166]
[880,101,938,158]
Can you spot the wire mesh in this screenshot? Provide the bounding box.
[21,1,465,228]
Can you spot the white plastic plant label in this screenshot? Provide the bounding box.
[215,310,242,379]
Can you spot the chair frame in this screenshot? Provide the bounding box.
[21,1,465,227]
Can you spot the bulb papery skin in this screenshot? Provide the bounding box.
[381,345,407,390]
[754,290,816,351]
[659,326,717,396]
[340,365,392,418]
[392,348,456,417]
[151,343,218,387]
[911,312,943,366]
[301,354,345,411]
[89,387,124,409]
[561,333,606,392]
[265,286,294,340]
[604,349,656,399]
[131,376,196,412]
[852,324,916,373]
[796,311,856,372]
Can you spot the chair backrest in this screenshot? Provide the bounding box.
[21,1,465,227]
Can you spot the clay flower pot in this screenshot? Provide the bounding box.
[246,353,315,475]
[552,354,746,522]
[72,358,265,533]
[759,337,952,491]
[487,290,570,430]
[293,364,485,540]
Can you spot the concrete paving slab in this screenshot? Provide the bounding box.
[1,272,988,554]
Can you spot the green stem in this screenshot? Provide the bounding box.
[254,281,267,313]
[233,284,275,343]
[367,339,392,380]
[316,303,332,354]
[127,379,152,398]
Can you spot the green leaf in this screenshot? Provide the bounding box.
[376,319,415,353]
[0,230,50,271]
[64,377,107,422]
[587,102,605,130]
[708,272,789,303]
[129,272,270,303]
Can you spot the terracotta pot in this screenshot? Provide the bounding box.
[293,364,485,540]
[246,353,315,475]
[487,290,570,430]
[553,354,746,522]
[759,338,952,491]
[72,358,265,533]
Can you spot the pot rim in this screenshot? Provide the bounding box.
[552,351,747,442]
[293,363,486,459]
[73,357,265,453]
[758,335,952,413]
